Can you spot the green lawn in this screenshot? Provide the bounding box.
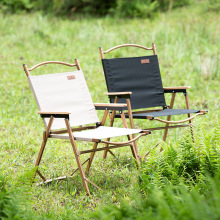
[0,2,220,219]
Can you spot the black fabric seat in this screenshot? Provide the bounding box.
[115,109,200,119]
[102,55,166,109]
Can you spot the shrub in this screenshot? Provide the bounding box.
[207,0,220,12]
[91,175,220,220]
[91,130,220,220]
[115,0,159,18]
[0,0,34,12]
[0,176,35,220]
[0,0,193,17]
[157,0,193,11]
[0,176,21,219]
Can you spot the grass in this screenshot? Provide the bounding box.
[0,2,220,219]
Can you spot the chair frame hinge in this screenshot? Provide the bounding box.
[96,122,101,127]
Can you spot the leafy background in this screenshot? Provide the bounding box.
[0,0,220,219]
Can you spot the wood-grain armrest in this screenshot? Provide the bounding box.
[94,103,127,111]
[104,92,132,99]
[38,111,71,119]
[199,110,208,113]
[164,86,190,90]
[38,111,71,115]
[163,86,190,93]
[141,130,151,135]
[104,92,132,95]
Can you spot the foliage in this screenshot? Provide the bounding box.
[0,1,219,219]
[92,174,220,220]
[157,0,194,11]
[115,0,159,18]
[0,0,192,17]
[0,176,31,219]
[115,0,193,18]
[92,127,220,219]
[207,0,220,12]
[140,127,220,191]
[0,0,34,12]
[32,0,117,16]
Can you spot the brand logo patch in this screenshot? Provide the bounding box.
[67,75,75,80]
[141,59,150,64]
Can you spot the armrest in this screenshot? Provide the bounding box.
[163,86,190,93]
[104,92,132,99]
[94,103,127,111]
[38,111,71,119]
[199,110,208,113]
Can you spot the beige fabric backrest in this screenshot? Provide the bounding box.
[28,70,100,130]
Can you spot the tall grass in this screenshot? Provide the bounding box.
[0,2,219,219]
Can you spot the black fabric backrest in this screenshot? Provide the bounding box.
[102,55,166,109]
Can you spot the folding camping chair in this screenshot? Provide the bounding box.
[23,59,150,195]
[99,43,207,157]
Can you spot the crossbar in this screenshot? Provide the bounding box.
[36,175,68,186]
[85,178,103,191]
[70,158,90,176]
[79,144,133,155]
[146,124,191,131]
[51,126,97,134]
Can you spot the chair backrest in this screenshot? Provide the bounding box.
[100,44,166,110]
[24,60,99,130]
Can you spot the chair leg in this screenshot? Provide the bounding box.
[163,93,176,145]
[86,142,98,172]
[34,116,54,181]
[121,112,140,163]
[185,93,195,143]
[103,112,115,159]
[34,138,47,181]
[126,99,140,159]
[103,98,119,159]
[163,119,170,142]
[65,119,91,196]
[35,136,47,168]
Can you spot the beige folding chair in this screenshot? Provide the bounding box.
[23,59,150,195]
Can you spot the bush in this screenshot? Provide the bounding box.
[157,0,193,11]
[33,0,117,15]
[115,0,159,18]
[0,0,193,17]
[207,0,220,12]
[92,175,220,220]
[0,176,21,219]
[91,130,220,220]
[0,176,35,220]
[0,0,34,12]
[115,0,193,18]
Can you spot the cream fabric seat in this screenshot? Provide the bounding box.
[68,126,141,141]
[28,70,99,130]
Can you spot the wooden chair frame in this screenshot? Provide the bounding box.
[99,43,207,156]
[23,60,150,195]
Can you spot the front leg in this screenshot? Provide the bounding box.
[163,93,176,142]
[184,92,195,142]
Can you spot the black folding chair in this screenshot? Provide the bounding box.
[99,43,207,157]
